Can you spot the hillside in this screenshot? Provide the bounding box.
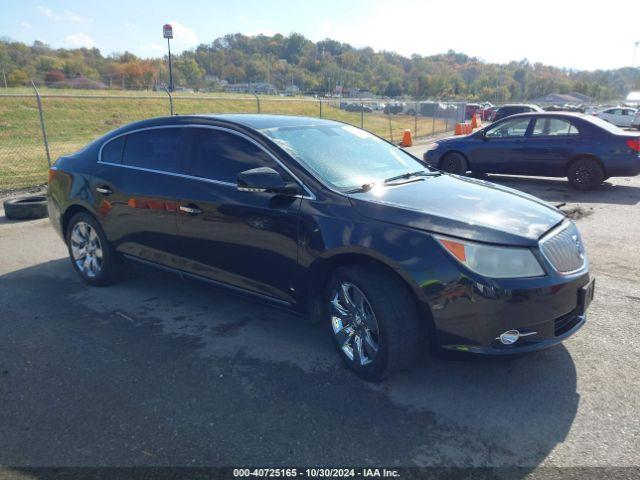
[1,33,639,101]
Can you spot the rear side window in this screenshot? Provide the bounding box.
[187,129,279,183]
[532,118,580,136]
[122,128,183,173]
[101,136,125,164]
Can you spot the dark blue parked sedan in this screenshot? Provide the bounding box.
[423,112,640,189]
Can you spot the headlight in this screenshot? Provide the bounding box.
[435,235,545,278]
[424,142,439,152]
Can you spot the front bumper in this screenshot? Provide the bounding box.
[441,311,586,356]
[422,150,442,167]
[414,259,592,355]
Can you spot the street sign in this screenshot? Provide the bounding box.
[163,24,173,39]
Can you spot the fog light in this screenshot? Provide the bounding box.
[498,330,520,345]
[496,329,537,345]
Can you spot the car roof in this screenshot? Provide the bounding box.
[210,114,341,130]
[99,114,345,140]
[497,111,586,119]
[498,104,538,108]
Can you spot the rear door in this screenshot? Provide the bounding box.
[175,127,303,304]
[522,117,581,176]
[620,108,636,127]
[468,116,532,173]
[95,127,187,267]
[600,108,622,126]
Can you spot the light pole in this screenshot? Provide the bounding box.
[163,24,174,91]
[633,41,640,68]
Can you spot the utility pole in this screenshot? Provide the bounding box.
[1,68,7,90]
[634,41,640,68]
[163,24,174,91]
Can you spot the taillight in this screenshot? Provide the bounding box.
[626,139,640,152]
[48,168,58,184]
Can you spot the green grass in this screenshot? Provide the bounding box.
[0,88,451,191]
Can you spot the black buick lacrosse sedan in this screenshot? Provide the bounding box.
[48,114,594,381]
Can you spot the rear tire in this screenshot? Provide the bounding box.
[325,264,422,382]
[567,158,604,190]
[439,152,468,175]
[66,212,120,286]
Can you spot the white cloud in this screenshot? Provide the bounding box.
[65,33,96,48]
[38,6,91,23]
[311,0,640,71]
[139,43,165,52]
[20,21,32,29]
[166,20,198,47]
[123,22,136,31]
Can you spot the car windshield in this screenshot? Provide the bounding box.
[261,124,431,191]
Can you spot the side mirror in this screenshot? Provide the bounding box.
[237,167,300,195]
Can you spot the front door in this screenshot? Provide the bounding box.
[175,127,302,304]
[468,117,531,173]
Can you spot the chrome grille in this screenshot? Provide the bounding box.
[540,222,586,273]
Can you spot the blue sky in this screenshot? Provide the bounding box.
[2,0,640,71]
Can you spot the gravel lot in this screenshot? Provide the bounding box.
[1,152,639,475]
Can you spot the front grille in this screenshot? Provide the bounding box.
[540,222,586,273]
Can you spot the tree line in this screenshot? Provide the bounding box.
[1,33,639,101]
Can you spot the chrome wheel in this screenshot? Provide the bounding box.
[330,282,380,366]
[70,221,103,278]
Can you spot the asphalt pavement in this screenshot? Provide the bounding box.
[1,161,639,475]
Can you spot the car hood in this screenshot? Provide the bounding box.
[436,135,467,143]
[347,174,564,246]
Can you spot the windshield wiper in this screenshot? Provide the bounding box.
[346,170,440,193]
[383,170,440,184]
[346,183,375,194]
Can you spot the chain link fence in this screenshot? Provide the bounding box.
[0,86,466,191]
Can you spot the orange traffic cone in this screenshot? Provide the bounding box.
[401,129,413,147]
[455,123,464,135]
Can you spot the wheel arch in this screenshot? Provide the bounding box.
[304,251,435,340]
[61,204,95,243]
[565,154,607,178]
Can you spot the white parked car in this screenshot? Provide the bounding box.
[631,110,640,130]
[594,107,637,127]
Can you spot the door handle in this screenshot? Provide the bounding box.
[179,204,203,216]
[96,185,113,195]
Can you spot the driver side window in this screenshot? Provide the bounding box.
[186,128,281,184]
[485,118,531,138]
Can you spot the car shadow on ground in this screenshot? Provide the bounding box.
[0,257,579,472]
[479,174,640,206]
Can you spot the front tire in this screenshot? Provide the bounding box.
[325,264,422,382]
[567,158,604,190]
[66,212,119,286]
[439,152,468,175]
